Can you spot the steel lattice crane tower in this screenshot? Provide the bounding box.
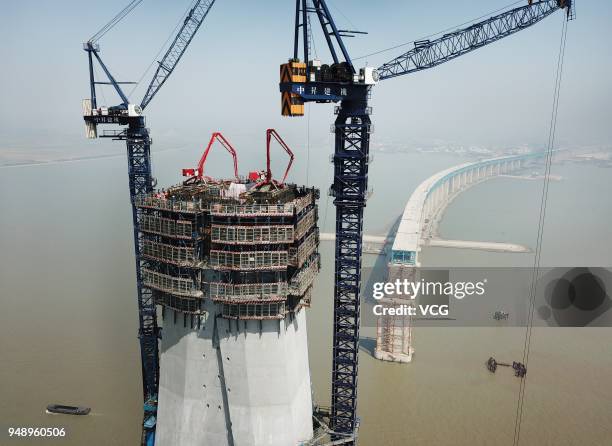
[279,0,573,442]
[82,1,216,444]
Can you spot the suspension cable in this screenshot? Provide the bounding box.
[89,0,145,43]
[512,16,568,446]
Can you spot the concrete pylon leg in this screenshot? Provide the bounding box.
[155,304,314,446]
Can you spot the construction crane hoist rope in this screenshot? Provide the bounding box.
[278,0,573,443]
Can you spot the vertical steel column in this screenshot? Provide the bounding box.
[125,119,160,445]
[329,93,370,442]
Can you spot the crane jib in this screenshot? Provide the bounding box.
[140,0,216,110]
[378,0,572,81]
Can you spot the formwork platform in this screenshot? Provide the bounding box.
[136,179,320,320]
[145,175,321,446]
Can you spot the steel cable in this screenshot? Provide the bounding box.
[89,0,145,43]
[512,15,568,446]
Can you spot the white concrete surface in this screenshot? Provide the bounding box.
[427,238,530,253]
[155,301,313,446]
[374,347,414,363]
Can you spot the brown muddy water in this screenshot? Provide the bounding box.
[1,150,611,445]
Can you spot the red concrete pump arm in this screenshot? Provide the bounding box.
[264,129,295,186]
[183,132,239,181]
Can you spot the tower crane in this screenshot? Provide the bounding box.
[279,0,574,442]
[81,1,216,444]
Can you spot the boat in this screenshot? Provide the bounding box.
[46,404,90,415]
[493,310,509,321]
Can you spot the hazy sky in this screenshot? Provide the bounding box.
[1,0,610,154]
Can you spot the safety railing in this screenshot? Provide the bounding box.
[140,215,193,239]
[142,240,202,267]
[156,294,205,315]
[210,203,294,217]
[208,250,288,270]
[135,196,208,213]
[289,230,319,267]
[294,192,314,216]
[219,302,286,320]
[211,225,294,245]
[289,254,320,296]
[142,268,203,298]
[208,282,288,302]
[294,207,317,240]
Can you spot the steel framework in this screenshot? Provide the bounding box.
[82,1,216,444]
[378,0,568,80]
[281,1,573,443]
[330,98,372,436]
[125,124,158,398]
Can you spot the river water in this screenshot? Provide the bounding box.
[1,148,610,445]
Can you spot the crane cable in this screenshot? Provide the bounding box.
[353,0,523,61]
[127,1,196,99]
[89,0,145,43]
[306,104,312,185]
[512,15,568,446]
[323,130,334,232]
[306,1,318,60]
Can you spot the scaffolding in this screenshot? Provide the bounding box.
[375,264,414,360]
[211,224,294,244]
[137,179,320,320]
[294,191,316,215]
[135,195,209,214]
[210,202,294,217]
[289,230,319,267]
[142,268,203,298]
[220,301,286,320]
[209,250,289,271]
[295,207,317,240]
[142,240,203,268]
[141,215,194,239]
[208,281,288,302]
[289,254,320,296]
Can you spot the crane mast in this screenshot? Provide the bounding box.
[82,2,216,445]
[279,0,573,443]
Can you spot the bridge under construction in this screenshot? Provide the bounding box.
[80,0,573,443]
[375,151,564,363]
